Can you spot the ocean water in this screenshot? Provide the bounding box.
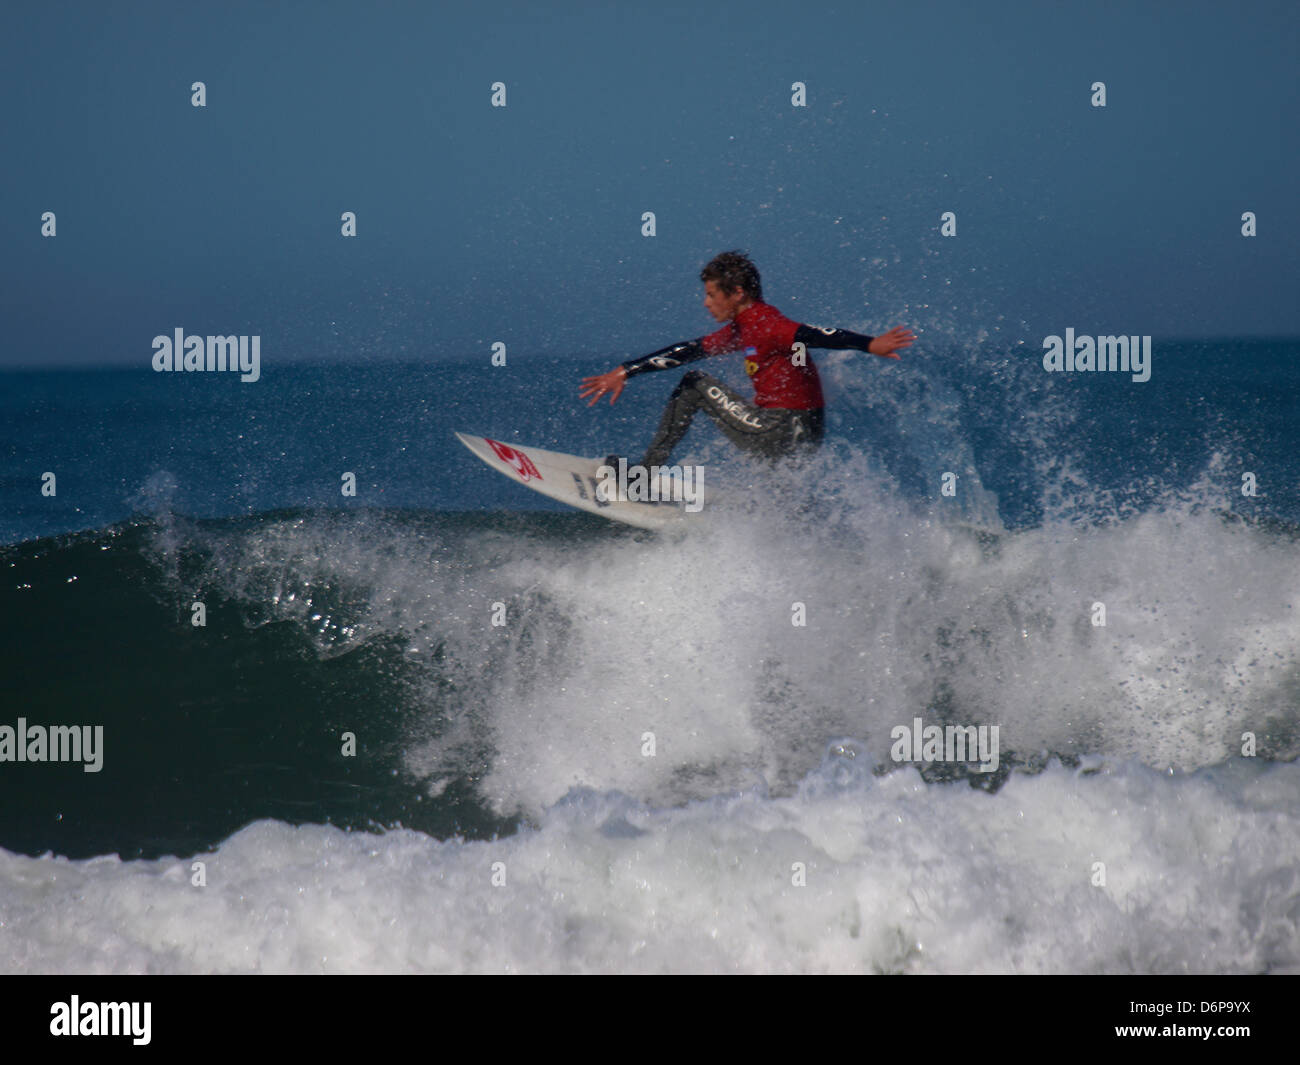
[2,339,1298,973]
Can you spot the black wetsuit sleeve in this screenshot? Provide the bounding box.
[620,339,709,378]
[794,324,876,352]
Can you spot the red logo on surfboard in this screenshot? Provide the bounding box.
[485,438,543,482]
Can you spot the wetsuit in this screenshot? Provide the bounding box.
[620,301,876,466]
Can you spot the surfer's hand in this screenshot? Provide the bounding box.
[868,327,915,359]
[580,366,627,406]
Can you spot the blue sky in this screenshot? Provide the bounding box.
[2,0,1297,368]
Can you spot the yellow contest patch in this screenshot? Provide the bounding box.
[744,358,758,377]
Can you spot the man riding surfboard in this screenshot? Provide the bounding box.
[579,250,914,468]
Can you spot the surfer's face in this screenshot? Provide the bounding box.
[703,280,748,322]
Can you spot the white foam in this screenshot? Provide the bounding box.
[162,458,1300,821]
[412,477,1300,816]
[3,754,1297,973]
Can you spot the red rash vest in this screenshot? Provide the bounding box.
[700,302,824,410]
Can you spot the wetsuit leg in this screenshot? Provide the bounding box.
[641,370,824,466]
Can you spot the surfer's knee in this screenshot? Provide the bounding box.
[668,369,710,404]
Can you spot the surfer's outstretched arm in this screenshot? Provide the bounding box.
[796,324,915,359]
[579,338,709,406]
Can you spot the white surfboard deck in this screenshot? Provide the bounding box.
[455,432,708,530]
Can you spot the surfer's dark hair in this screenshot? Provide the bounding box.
[701,250,762,301]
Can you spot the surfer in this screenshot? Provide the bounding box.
[579,250,914,468]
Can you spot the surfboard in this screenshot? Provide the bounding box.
[455,432,708,530]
